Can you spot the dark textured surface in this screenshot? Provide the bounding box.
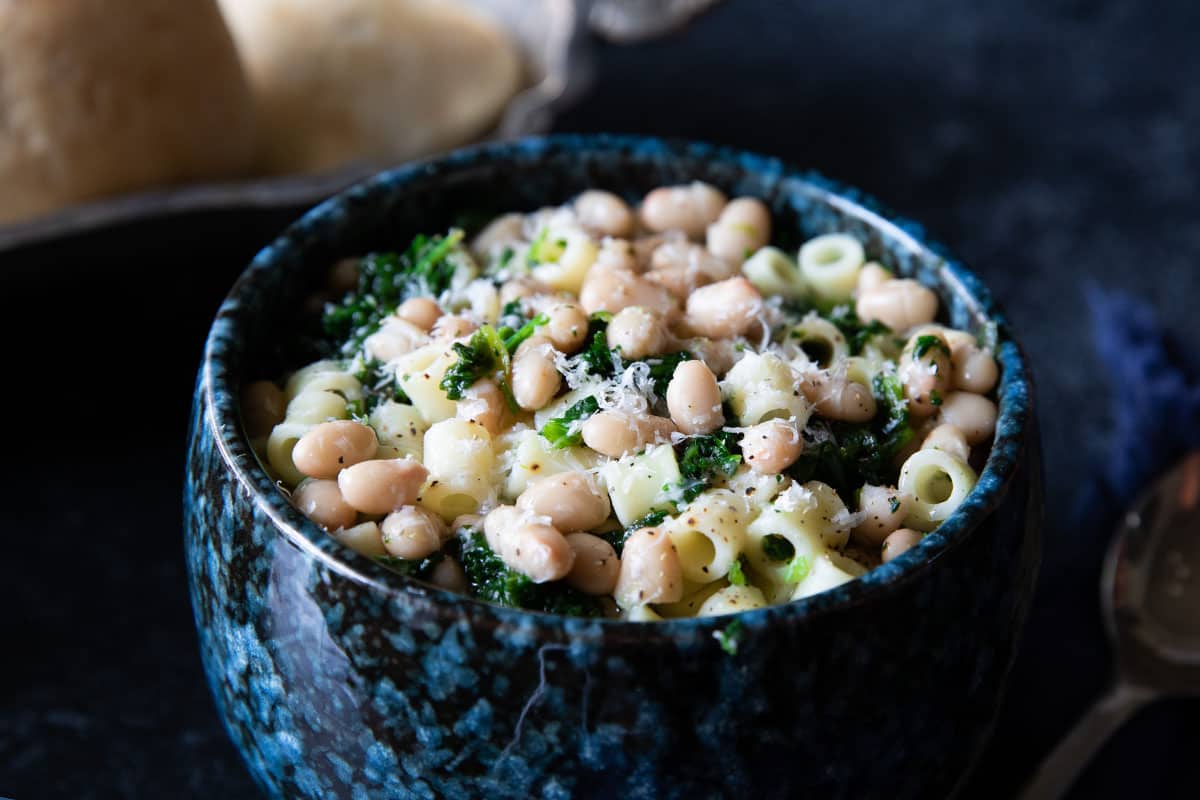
[2,0,1198,797]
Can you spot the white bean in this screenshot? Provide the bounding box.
[856,279,939,333]
[292,479,358,530]
[652,240,736,284]
[574,190,635,238]
[881,528,923,563]
[739,419,803,474]
[614,527,683,608]
[543,303,589,354]
[292,420,378,479]
[856,262,893,295]
[607,306,672,359]
[684,276,764,338]
[511,337,562,411]
[953,343,999,394]
[665,360,724,435]
[456,379,506,435]
[706,197,771,264]
[594,237,640,273]
[471,212,524,256]
[564,533,620,595]
[337,458,429,515]
[644,267,704,301]
[852,484,909,546]
[937,392,997,445]
[499,278,551,306]
[381,505,447,560]
[364,319,427,362]
[579,267,679,319]
[483,506,575,583]
[900,332,953,418]
[396,297,442,332]
[801,372,877,422]
[431,315,477,342]
[639,182,727,238]
[581,411,677,458]
[517,471,612,532]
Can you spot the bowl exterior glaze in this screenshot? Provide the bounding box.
[185,135,1042,800]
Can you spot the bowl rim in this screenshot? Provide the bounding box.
[197,132,1035,639]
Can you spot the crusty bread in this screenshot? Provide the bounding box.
[0,0,256,224]
[217,0,523,175]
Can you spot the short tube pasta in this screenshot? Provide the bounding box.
[698,584,767,617]
[247,186,1000,620]
[285,390,349,424]
[420,419,495,520]
[721,351,811,427]
[789,312,849,368]
[897,447,978,532]
[798,233,865,305]
[663,489,748,584]
[266,421,314,486]
[742,247,806,299]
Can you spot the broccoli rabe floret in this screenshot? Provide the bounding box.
[323,230,465,355]
[439,325,509,401]
[540,395,600,449]
[676,431,742,503]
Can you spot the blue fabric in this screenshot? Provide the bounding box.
[1077,285,1200,534]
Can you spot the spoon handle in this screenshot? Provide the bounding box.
[1019,682,1156,800]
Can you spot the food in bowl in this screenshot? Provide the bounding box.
[242,183,1000,619]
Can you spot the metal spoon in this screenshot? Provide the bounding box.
[1021,451,1200,799]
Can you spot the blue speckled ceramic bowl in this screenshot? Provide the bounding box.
[185,134,1041,800]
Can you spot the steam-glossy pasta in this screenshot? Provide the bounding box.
[721,352,811,426]
[245,182,1000,620]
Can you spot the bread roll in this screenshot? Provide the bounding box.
[0,0,255,224]
[217,0,523,175]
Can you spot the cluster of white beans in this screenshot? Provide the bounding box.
[242,182,1000,619]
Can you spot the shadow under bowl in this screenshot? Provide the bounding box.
[184,134,1042,800]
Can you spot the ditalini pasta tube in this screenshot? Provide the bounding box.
[247,185,999,618]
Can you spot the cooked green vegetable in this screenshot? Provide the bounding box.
[527,227,567,266]
[873,372,913,456]
[458,529,602,617]
[540,395,600,449]
[323,230,465,354]
[784,555,812,584]
[374,553,444,579]
[354,357,410,413]
[761,534,796,562]
[575,312,617,378]
[825,306,893,355]
[497,299,526,332]
[913,334,951,359]
[788,372,913,503]
[501,313,548,354]
[728,556,748,586]
[676,431,742,503]
[440,325,510,401]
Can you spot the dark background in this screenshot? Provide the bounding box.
[3,0,1198,796]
